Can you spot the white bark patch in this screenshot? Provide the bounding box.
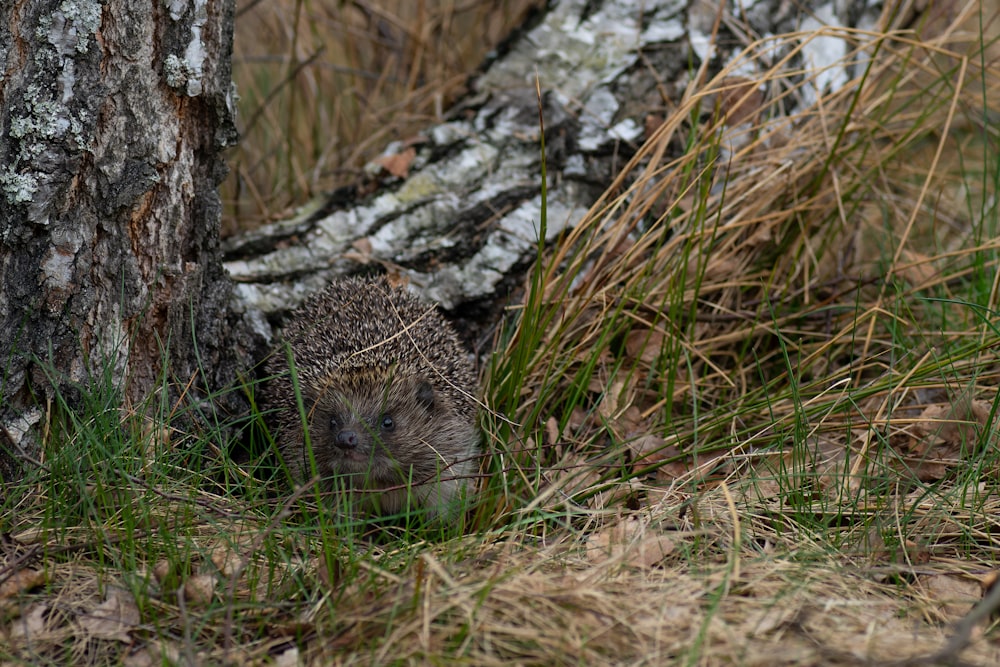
[41,247,75,300]
[163,0,209,96]
[45,0,101,55]
[483,0,685,101]
[165,0,188,21]
[800,4,851,107]
[417,193,584,309]
[182,0,208,96]
[0,408,43,450]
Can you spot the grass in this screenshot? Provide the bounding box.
[4,1,1000,665]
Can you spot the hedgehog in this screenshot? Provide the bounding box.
[265,276,480,519]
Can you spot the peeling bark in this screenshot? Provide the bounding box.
[0,0,246,479]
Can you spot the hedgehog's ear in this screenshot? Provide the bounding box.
[415,380,435,410]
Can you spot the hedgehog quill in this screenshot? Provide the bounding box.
[266,276,480,519]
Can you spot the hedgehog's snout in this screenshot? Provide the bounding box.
[335,428,360,450]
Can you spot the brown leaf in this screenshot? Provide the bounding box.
[124,641,182,667]
[902,458,952,483]
[624,329,666,365]
[748,476,781,500]
[210,544,241,578]
[545,416,560,446]
[906,396,994,481]
[585,517,675,568]
[0,568,46,600]
[981,569,1000,594]
[719,77,765,125]
[342,236,374,264]
[811,437,853,492]
[652,443,692,480]
[869,534,931,565]
[567,407,589,433]
[122,648,158,667]
[591,482,641,511]
[183,574,217,606]
[373,147,417,179]
[548,452,601,498]
[597,377,629,421]
[9,603,48,641]
[702,256,742,283]
[152,559,177,590]
[644,113,665,140]
[896,248,940,287]
[627,434,669,466]
[918,574,980,622]
[79,587,140,643]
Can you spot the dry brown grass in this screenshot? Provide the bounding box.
[490,0,1000,509]
[6,484,1000,665]
[224,0,543,234]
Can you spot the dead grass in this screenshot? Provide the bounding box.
[6,483,1000,665]
[3,1,1000,665]
[489,0,1000,508]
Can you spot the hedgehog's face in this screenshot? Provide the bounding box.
[303,372,448,488]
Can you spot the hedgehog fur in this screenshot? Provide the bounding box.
[265,276,479,519]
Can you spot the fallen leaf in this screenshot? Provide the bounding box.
[545,417,560,446]
[382,270,411,289]
[122,648,157,667]
[152,559,172,584]
[0,568,46,600]
[210,544,241,578]
[651,442,692,480]
[918,574,980,623]
[275,647,300,667]
[79,587,140,642]
[9,602,48,641]
[342,237,374,264]
[374,147,417,179]
[644,113,665,139]
[567,407,588,433]
[719,77,765,125]
[624,329,666,365]
[586,517,675,568]
[742,600,801,635]
[912,396,992,457]
[902,395,995,480]
[869,536,931,565]
[124,641,183,667]
[183,574,216,606]
[627,434,669,466]
[895,248,940,287]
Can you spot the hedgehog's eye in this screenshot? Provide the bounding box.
[380,415,395,431]
[329,415,340,431]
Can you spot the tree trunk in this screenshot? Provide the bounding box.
[0,0,244,479]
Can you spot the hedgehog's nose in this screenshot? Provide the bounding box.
[335,429,359,450]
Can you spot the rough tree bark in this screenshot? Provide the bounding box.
[0,0,245,479]
[223,0,883,351]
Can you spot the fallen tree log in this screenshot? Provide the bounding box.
[223,0,883,354]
